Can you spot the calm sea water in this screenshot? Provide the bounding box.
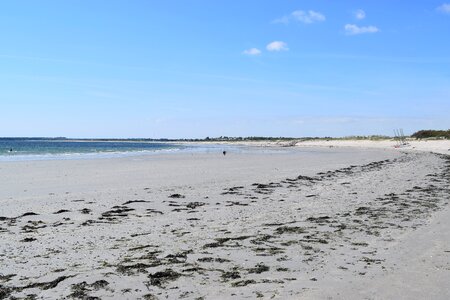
[0,138,188,161]
[0,138,295,161]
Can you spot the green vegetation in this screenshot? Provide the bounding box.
[411,130,450,139]
[338,135,391,141]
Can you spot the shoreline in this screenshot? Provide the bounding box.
[1,139,448,162]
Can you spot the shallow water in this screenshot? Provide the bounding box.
[0,138,186,161]
[0,138,291,161]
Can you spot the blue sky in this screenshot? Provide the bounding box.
[1,1,449,138]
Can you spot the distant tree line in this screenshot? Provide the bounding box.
[411,130,450,139]
[3,132,449,141]
[0,135,395,142]
[204,136,297,141]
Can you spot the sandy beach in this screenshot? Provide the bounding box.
[2,1,449,299]
[205,139,450,155]
[0,145,449,299]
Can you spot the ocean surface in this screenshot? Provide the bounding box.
[0,138,191,161]
[0,138,281,161]
[1,137,321,162]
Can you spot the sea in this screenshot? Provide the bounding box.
[0,138,299,162]
[0,138,217,161]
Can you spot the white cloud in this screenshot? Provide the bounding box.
[437,3,450,14]
[273,10,325,24]
[266,41,289,52]
[242,48,261,56]
[344,24,379,35]
[292,10,326,23]
[355,9,366,20]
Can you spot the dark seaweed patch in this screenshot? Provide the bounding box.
[169,194,185,199]
[147,269,181,288]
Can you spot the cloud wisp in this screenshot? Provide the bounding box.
[266,41,289,52]
[437,3,450,14]
[273,10,325,24]
[292,10,326,24]
[344,24,379,35]
[242,42,288,56]
[354,9,366,20]
[242,48,262,56]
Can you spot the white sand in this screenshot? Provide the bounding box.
[0,146,449,299]
[293,139,450,155]
[204,139,450,155]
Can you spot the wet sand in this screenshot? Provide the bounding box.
[0,147,449,299]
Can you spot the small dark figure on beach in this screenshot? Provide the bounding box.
[9,148,13,152]
[223,151,227,156]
